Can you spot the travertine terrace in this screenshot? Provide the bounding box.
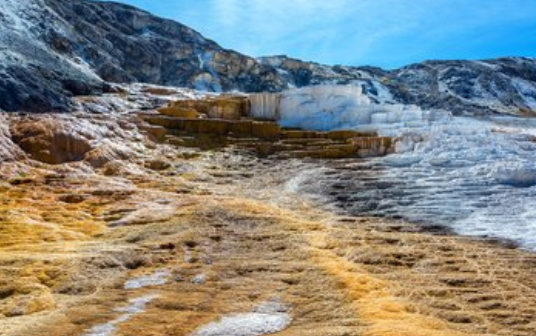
[1,86,536,336]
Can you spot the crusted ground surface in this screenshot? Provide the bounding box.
[1,114,536,336]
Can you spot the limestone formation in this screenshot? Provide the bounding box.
[143,115,393,159]
[140,89,405,159]
[10,118,92,164]
[247,85,440,135]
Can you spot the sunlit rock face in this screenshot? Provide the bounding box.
[262,55,536,116]
[157,95,250,120]
[10,118,93,164]
[6,113,145,166]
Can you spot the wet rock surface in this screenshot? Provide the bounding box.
[1,102,536,336]
[289,117,536,250]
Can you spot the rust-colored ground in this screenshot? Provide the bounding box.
[1,148,536,336]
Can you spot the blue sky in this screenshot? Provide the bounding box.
[108,0,536,69]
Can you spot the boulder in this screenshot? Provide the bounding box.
[10,118,92,164]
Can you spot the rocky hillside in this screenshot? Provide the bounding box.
[0,0,284,112]
[1,0,535,115]
[261,55,536,115]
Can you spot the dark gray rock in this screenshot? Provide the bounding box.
[0,0,284,112]
[1,0,535,115]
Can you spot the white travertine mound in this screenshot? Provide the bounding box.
[248,85,448,135]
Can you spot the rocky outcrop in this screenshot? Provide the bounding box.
[10,118,92,164]
[259,55,387,89]
[0,0,284,112]
[6,113,145,166]
[261,55,536,116]
[159,96,250,120]
[388,58,536,115]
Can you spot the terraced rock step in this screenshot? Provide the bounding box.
[140,114,393,159]
[4,110,536,336]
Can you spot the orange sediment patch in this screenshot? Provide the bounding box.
[223,200,473,336]
[308,240,470,336]
[3,143,536,336]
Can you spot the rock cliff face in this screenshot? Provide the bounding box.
[1,0,535,116]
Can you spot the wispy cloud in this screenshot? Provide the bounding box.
[111,0,536,68]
